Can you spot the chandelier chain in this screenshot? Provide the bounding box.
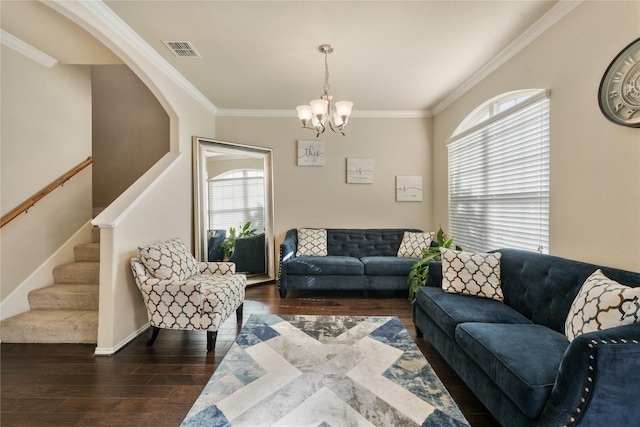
[323,51,330,95]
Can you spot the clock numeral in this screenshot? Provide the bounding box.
[627,108,638,119]
[609,91,619,99]
[614,102,624,113]
[612,71,625,82]
[624,57,637,66]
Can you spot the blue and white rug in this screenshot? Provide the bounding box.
[181,314,469,426]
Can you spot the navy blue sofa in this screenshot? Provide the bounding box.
[278,228,428,298]
[413,248,640,427]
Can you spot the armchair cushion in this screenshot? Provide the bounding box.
[138,238,198,281]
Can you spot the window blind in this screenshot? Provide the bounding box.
[447,92,549,253]
[208,170,265,233]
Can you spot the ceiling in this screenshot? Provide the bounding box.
[3,0,562,114]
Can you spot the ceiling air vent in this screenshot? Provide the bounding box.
[163,41,201,58]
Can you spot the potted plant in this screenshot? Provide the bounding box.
[221,221,257,260]
[407,226,462,301]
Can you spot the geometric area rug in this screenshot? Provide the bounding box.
[181,314,470,427]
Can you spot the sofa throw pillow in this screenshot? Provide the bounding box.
[296,228,328,256]
[440,248,503,302]
[564,269,640,342]
[138,238,199,281]
[397,231,434,258]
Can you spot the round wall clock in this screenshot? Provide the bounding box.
[598,37,640,127]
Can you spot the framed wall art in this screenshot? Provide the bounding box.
[396,175,423,201]
[297,140,324,166]
[346,158,374,184]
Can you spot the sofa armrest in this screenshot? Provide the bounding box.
[538,323,640,426]
[425,261,443,288]
[198,261,236,276]
[280,230,297,264]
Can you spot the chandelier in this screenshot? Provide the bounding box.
[296,44,353,137]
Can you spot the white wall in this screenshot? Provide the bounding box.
[432,1,640,272]
[215,115,434,251]
[1,45,93,301]
[216,117,437,260]
[48,0,217,354]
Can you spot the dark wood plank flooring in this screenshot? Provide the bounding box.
[1,283,499,426]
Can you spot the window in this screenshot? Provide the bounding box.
[208,169,265,232]
[448,89,549,253]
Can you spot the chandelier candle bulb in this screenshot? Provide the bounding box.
[296,105,313,122]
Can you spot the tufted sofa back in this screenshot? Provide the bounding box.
[327,228,423,257]
[496,249,640,333]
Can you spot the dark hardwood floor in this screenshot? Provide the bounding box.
[1,283,498,427]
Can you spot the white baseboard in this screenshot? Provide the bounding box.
[93,323,150,356]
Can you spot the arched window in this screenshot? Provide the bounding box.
[447,89,549,253]
[208,169,265,232]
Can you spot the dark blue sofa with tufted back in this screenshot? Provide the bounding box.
[278,228,430,298]
[413,248,640,427]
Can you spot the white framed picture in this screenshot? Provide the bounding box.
[346,158,374,184]
[396,176,423,201]
[297,140,324,166]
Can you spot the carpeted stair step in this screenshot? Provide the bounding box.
[28,284,99,311]
[74,242,100,262]
[0,310,98,344]
[53,262,99,284]
[92,226,100,243]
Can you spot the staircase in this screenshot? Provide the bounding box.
[1,230,100,344]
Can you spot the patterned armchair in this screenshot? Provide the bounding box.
[130,238,246,352]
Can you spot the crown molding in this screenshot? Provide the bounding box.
[44,0,218,115]
[1,30,58,68]
[432,0,582,115]
[216,109,432,119]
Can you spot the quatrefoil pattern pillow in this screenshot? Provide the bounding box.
[138,238,199,281]
[397,231,434,258]
[441,248,503,302]
[565,269,640,342]
[296,228,328,256]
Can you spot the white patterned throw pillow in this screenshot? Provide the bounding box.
[441,248,503,302]
[138,238,199,281]
[296,228,328,256]
[564,269,640,342]
[397,231,434,258]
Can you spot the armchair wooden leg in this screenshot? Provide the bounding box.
[146,326,160,347]
[236,303,244,323]
[207,331,218,352]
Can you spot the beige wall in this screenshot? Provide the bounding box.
[91,64,170,208]
[432,1,640,272]
[215,116,434,251]
[1,45,93,301]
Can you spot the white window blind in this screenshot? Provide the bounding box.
[447,91,549,253]
[208,169,265,233]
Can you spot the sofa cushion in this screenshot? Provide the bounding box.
[441,248,503,301]
[414,286,531,339]
[361,256,418,276]
[455,323,569,419]
[284,256,364,276]
[296,228,328,256]
[138,238,198,281]
[397,231,434,258]
[565,269,640,341]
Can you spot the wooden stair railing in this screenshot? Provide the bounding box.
[1,156,94,228]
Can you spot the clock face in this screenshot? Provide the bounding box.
[598,38,640,127]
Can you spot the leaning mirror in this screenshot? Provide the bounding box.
[193,137,275,285]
